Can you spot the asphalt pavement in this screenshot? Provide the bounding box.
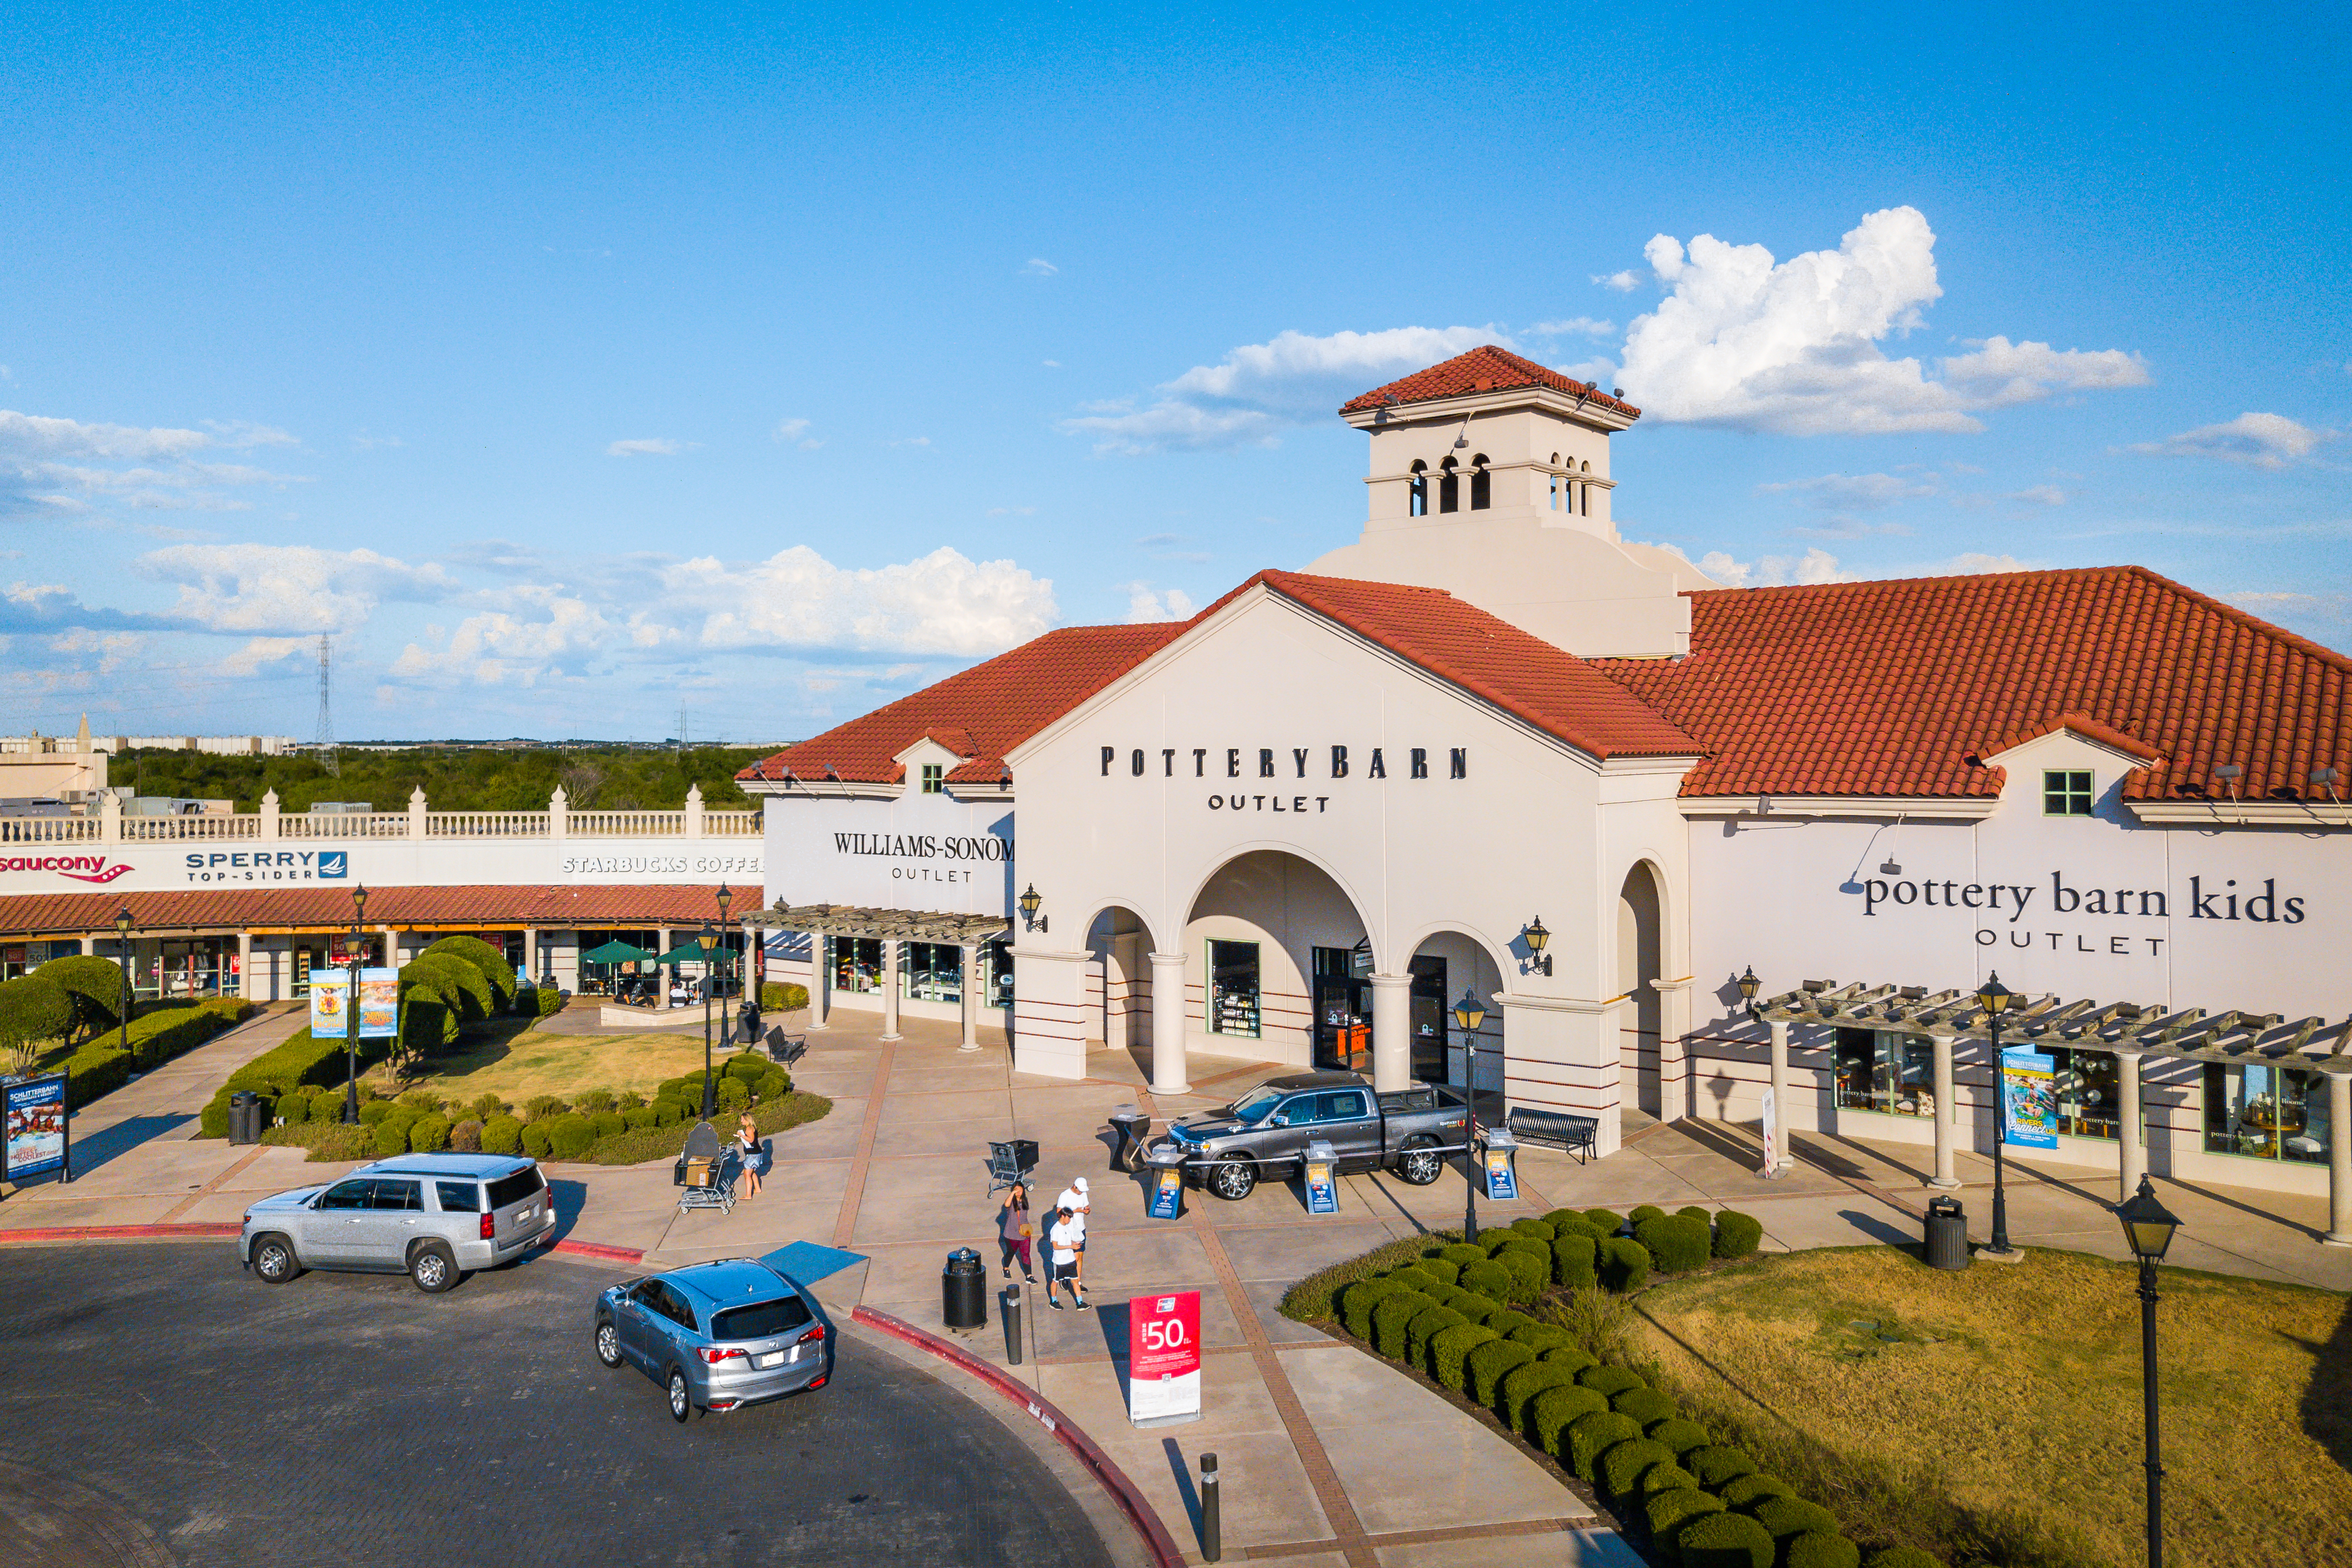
[0,1242,1114,1568]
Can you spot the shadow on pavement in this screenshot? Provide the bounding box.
[66,1113,197,1178]
[1835,1207,1921,1250]
[1159,1435,1203,1540]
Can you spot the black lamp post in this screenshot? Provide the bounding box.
[1018,883,1046,933]
[1523,917,1551,978]
[340,883,370,1124]
[112,906,134,1069]
[699,915,720,1121]
[2115,1174,2182,1568]
[1978,971,2016,1255]
[1453,987,1487,1241]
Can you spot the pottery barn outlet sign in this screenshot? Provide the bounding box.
[1101,744,1467,812]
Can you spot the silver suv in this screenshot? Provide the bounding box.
[593,1258,835,1422]
[239,1153,559,1293]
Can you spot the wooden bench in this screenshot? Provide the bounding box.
[1506,1107,1599,1164]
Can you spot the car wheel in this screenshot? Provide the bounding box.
[408,1240,459,1294]
[1208,1161,1256,1201]
[667,1367,692,1423]
[1394,1141,1444,1186]
[252,1233,301,1283]
[595,1321,624,1369]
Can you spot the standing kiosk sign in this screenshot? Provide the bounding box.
[2000,1049,2060,1151]
[1144,1146,1186,1220]
[1302,1138,1340,1215]
[1127,1289,1203,1427]
[1479,1127,1520,1201]
[2,1071,71,1184]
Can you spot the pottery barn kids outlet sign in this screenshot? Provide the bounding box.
[1855,867,2311,958]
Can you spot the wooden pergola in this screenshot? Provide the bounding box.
[743,900,1011,1048]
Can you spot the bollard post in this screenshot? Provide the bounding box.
[1002,1282,1024,1365]
[1199,1451,1220,1562]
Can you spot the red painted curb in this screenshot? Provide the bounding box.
[852,1304,1186,1568]
[552,1239,645,1263]
[0,1222,241,1243]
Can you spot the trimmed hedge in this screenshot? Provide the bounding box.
[408,1114,451,1153]
[1714,1210,1764,1259]
[545,1113,596,1160]
[405,952,492,1025]
[1584,1207,1625,1236]
[1688,1446,1761,1488]
[1676,1509,1774,1568]
[1507,1322,1574,1356]
[1636,1213,1713,1274]
[1451,1292,1506,1329]
[758,981,809,1011]
[1390,1264,1444,1294]
[0,972,73,1048]
[1565,1409,1640,1480]
[35,953,134,1035]
[590,1110,625,1138]
[65,1001,246,1113]
[1478,1229,1523,1256]
[1437,1242,1484,1268]
[1629,1203,1667,1225]
[1750,1496,1839,1541]
[1487,1308,1539,1340]
[420,935,516,1010]
[1613,1386,1678,1427]
[1717,1473,1792,1509]
[622,1105,656,1130]
[1647,1417,1710,1458]
[1464,1338,1535,1406]
[652,1099,682,1127]
[1641,1461,1698,1496]
[1371,1292,1436,1359]
[1530,1384,1608,1455]
[1342,1277,1404,1339]
[1787,1534,1861,1568]
[1677,1204,1711,1222]
[520,1121,553,1158]
[1578,1364,1646,1399]
[1647,1487,1727,1547]
[1543,1207,1598,1236]
[1405,1304,1469,1370]
[1509,1216,1556,1240]
[1551,1232,1599,1288]
[1459,1259,1513,1300]
[1599,1435,1672,1496]
[1495,1247,1548,1303]
[1540,1344,1598,1376]
[1430,1322,1499,1390]
[1500,1362,1586,1431]
[1599,1236,1652,1293]
[204,1025,391,1133]
[1413,1255,1461,1287]
[372,1116,412,1156]
[481,1115,523,1156]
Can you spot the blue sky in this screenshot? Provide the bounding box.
[3,2,2346,743]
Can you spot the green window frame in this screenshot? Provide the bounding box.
[2043,769,2094,816]
[921,763,945,794]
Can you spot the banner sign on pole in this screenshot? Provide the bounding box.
[309,972,348,1037]
[1146,1163,1184,1220]
[1127,1289,1202,1427]
[3,1071,71,1183]
[1760,1086,1780,1178]
[2000,1049,2059,1151]
[358,968,399,1039]
[1302,1140,1340,1215]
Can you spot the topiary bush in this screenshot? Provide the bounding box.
[520,1121,553,1159]
[715,1076,750,1113]
[1677,1204,1712,1222]
[1786,1533,1861,1568]
[1629,1203,1667,1226]
[1675,1508,1774,1568]
[1430,1323,1499,1391]
[1509,1216,1556,1241]
[310,1092,345,1124]
[1450,1293,1505,1329]
[1647,1487,1727,1549]
[1507,1322,1574,1356]
[1388,1264,1443,1294]
[536,984,566,1017]
[405,952,493,1026]
[481,1114,523,1155]
[1341,1277,1404,1339]
[1612,1386,1678,1427]
[358,1100,393,1127]
[1459,1259,1513,1302]
[1437,1242,1485,1269]
[1479,1229,1523,1256]
[1540,1344,1598,1375]
[1464,1338,1536,1407]
[1688,1446,1760,1488]
[1578,1364,1645,1399]
[1584,1207,1625,1237]
[33,953,133,1037]
[372,1117,411,1156]
[1717,1473,1792,1509]
[1405,1304,1469,1371]
[450,1118,483,1153]
[1861,1550,1945,1568]
[1749,1496,1839,1542]
[420,935,516,1010]
[1486,1309,1539,1340]
[408,1114,451,1153]
[1636,1213,1713,1275]
[1640,1461,1698,1496]
[1494,1247,1548,1303]
[1565,1409,1641,1480]
[1599,1435,1673,1497]
[1541,1206,1587,1230]
[1599,1236,1652,1293]
[1500,1362,1584,1431]
[590,1110,625,1139]
[1647,1417,1710,1458]
[622,1105,656,1130]
[1552,1231,1599,1288]
[1528,1382,1608,1454]
[0,972,75,1049]
[1408,1254,1459,1286]
[652,1099,682,1127]
[1714,1209,1764,1259]
[755,1070,790,1102]
[545,1112,595,1160]
[1372,1291,1436,1359]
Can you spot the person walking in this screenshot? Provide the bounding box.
[1053,1176,1090,1299]
[734,1110,766,1200]
[995,1180,1037,1284]
[1046,1204,1088,1310]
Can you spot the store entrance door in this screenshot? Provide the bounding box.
[1408,955,1447,1083]
[1312,945,1371,1072]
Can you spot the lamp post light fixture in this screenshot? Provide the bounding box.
[1453,987,1487,1241]
[1522,917,1551,978]
[2115,1174,2182,1568]
[1735,965,1762,1021]
[1017,883,1047,933]
[699,917,720,1122]
[1978,970,2017,1256]
[341,884,370,1125]
[111,905,134,1069]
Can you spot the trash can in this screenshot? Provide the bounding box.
[1925,1195,1970,1270]
[735,1001,761,1047]
[1108,1104,1152,1171]
[942,1246,987,1329]
[228,1090,260,1146]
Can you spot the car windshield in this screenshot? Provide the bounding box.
[711,1296,812,1342]
[1228,1085,1286,1124]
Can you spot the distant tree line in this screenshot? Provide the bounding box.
[111,745,783,813]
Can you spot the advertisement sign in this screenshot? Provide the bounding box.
[1760,1086,1780,1178]
[2000,1048,2060,1151]
[309,970,348,1036]
[2,1072,70,1182]
[311,969,398,1039]
[1302,1140,1339,1215]
[1126,1290,1202,1427]
[1146,1164,1184,1220]
[1480,1138,1519,1201]
[358,968,398,1038]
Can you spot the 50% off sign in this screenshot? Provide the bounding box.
[1126,1289,1202,1427]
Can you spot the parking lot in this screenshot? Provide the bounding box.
[0,1242,1114,1568]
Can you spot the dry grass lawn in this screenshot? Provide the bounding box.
[364,1029,723,1104]
[1638,1246,2352,1568]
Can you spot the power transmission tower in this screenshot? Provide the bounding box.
[677,701,688,758]
[315,633,339,777]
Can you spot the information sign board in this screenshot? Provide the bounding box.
[1480,1140,1519,1201]
[2,1071,70,1182]
[1146,1164,1184,1220]
[1127,1290,1203,1427]
[2000,1049,2060,1151]
[1302,1139,1339,1214]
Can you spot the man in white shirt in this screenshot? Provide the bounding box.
[1053,1176,1089,1296]
[1046,1206,1088,1309]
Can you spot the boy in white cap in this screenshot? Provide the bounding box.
[1052,1176,1090,1305]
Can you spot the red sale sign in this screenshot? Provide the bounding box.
[1126,1289,1203,1427]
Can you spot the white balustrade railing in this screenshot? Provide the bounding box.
[0,816,101,842]
[569,811,688,837]
[427,811,552,837]
[71,793,766,843]
[703,811,760,836]
[280,814,413,839]
[121,814,261,841]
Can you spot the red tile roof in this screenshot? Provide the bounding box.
[0,884,737,937]
[1341,345,1641,420]
[738,623,1189,786]
[1589,566,2352,801]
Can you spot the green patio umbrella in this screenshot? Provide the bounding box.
[655,939,715,965]
[581,939,655,965]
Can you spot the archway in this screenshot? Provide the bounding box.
[1184,849,1377,1078]
[1398,926,1511,1097]
[1619,861,1665,1117]
[1081,903,1159,1071]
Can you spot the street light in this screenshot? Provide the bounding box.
[111,906,134,1069]
[1018,883,1047,933]
[1978,970,2016,1256]
[2114,1174,2182,1568]
[699,918,720,1121]
[1453,988,1487,1241]
[1522,917,1552,978]
[341,884,370,1124]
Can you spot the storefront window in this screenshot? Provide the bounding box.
[8,940,83,982]
[2205,1063,2330,1164]
[985,940,1012,1010]
[1209,940,1260,1038]
[1833,1028,1935,1117]
[900,941,963,1003]
[2050,1048,2120,1140]
[832,937,882,993]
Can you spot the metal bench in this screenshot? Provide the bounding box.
[1506,1107,1599,1164]
[766,1028,806,1065]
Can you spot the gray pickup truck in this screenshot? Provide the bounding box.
[1152,1070,1472,1200]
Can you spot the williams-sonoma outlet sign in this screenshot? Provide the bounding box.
[829,831,1011,884]
[1857,867,2310,956]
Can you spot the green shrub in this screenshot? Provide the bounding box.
[1786,1534,1861,1568]
[405,952,493,1025]
[1613,1386,1678,1427]
[1717,1473,1792,1508]
[1479,1229,1522,1255]
[577,1088,618,1114]
[1636,1213,1713,1275]
[1430,1323,1499,1391]
[1599,1237,1652,1292]
[1860,1550,1945,1568]
[1459,1259,1513,1302]
[1749,1496,1838,1541]
[210,1024,390,1105]
[1641,1461,1698,1496]
[397,972,458,1053]
[450,1118,483,1153]
[1714,1210,1764,1259]
[1584,1207,1625,1236]
[1551,1232,1598,1288]
[1413,1255,1461,1287]
[398,1088,445,1111]
[34,953,133,1035]
[468,1091,505,1121]
[622,1105,656,1130]
[522,1094,567,1121]
[1371,1291,1436,1359]
[1435,1240,1483,1267]
[1646,1488,1726,1549]
[1688,1447,1760,1488]
[420,935,516,1009]
[1647,1417,1709,1457]
[1495,1247,1548,1303]
[1629,1203,1667,1225]
[545,1112,596,1160]
[1499,1361,1582,1431]
[1507,1322,1574,1356]
[652,1099,682,1127]
[1540,1344,1597,1375]
[1578,1364,1645,1399]
[1677,1204,1712,1222]
[1464,1338,1535,1406]
[275,1084,311,1117]
[1675,1508,1774,1568]
[1509,1216,1556,1241]
[1544,1207,1598,1236]
[371,1118,410,1156]
[1487,1308,1539,1339]
[311,1091,345,1124]
[1565,1410,1641,1480]
[755,1070,789,1102]
[1340,1277,1404,1339]
[536,984,565,1017]
[520,1121,553,1158]
[408,1114,451,1153]
[1599,1435,1672,1497]
[725,1054,767,1082]
[758,981,808,1011]
[358,1101,393,1127]
[715,1076,750,1113]
[1450,1293,1505,1329]
[590,1110,625,1138]
[1530,1384,1609,1455]
[481,1114,523,1155]
[1389,1264,1444,1294]
[1405,1304,1469,1370]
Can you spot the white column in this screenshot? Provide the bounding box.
[958,943,980,1052]
[808,935,831,1029]
[1653,978,1694,1123]
[2324,1069,2351,1247]
[1369,972,1411,1092]
[880,938,902,1041]
[237,932,254,1001]
[2115,1049,2148,1202]
[1929,1034,1960,1189]
[98,789,121,844]
[1149,949,1190,1095]
[406,785,427,840]
[1768,1019,1794,1173]
[684,783,705,839]
[380,926,398,969]
[259,787,281,841]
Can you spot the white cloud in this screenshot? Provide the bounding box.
[1789,519,1915,540]
[390,588,615,687]
[1022,258,1059,276]
[1532,317,1617,338]
[47,629,145,673]
[607,437,694,457]
[138,543,457,633]
[0,408,310,519]
[887,436,932,448]
[1122,583,1196,622]
[1925,552,2033,575]
[221,636,311,675]
[2129,412,2331,470]
[671,545,1056,658]
[1062,325,1500,453]
[201,420,297,448]
[1618,208,2148,434]
[1593,270,1642,292]
[1693,547,1858,588]
[1759,471,1937,510]
[0,410,212,461]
